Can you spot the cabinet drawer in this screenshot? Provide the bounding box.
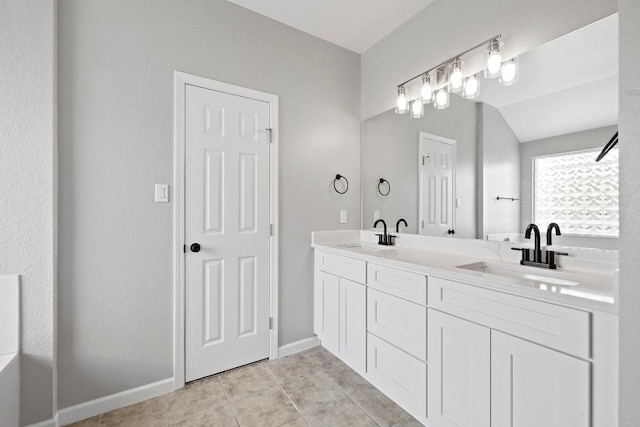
[315,251,366,284]
[366,333,427,423]
[367,263,427,305]
[429,276,591,358]
[367,288,427,362]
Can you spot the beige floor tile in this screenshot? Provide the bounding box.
[66,415,101,427]
[301,346,342,369]
[100,395,168,427]
[392,416,424,427]
[280,416,309,426]
[220,362,279,401]
[169,401,238,426]
[265,353,319,385]
[281,371,345,415]
[167,376,229,424]
[321,360,370,395]
[231,386,299,427]
[304,397,377,427]
[349,385,409,427]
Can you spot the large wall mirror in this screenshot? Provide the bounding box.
[362,14,618,250]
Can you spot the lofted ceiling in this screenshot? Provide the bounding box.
[225,0,435,53]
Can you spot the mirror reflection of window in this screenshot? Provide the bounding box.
[533,147,619,237]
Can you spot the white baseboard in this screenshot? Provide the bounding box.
[26,419,56,427]
[57,378,174,426]
[278,336,320,358]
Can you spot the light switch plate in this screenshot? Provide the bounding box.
[155,184,169,203]
[340,210,348,224]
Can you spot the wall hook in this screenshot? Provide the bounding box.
[333,174,349,194]
[378,178,391,196]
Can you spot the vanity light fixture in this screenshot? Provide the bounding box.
[395,86,409,114]
[499,57,519,86]
[463,74,480,99]
[485,38,503,79]
[434,89,450,110]
[420,73,434,104]
[395,33,519,117]
[410,99,424,118]
[447,58,464,93]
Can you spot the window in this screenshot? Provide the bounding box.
[533,147,619,237]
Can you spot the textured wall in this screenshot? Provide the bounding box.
[361,95,478,239]
[619,0,640,424]
[519,125,619,250]
[478,103,520,237]
[361,0,617,120]
[57,0,360,408]
[0,1,56,424]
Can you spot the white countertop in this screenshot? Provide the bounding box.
[312,231,618,314]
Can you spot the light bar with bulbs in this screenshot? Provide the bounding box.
[395,34,520,116]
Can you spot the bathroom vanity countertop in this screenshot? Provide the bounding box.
[312,238,617,314]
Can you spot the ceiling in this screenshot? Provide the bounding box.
[478,13,618,142]
[225,0,436,53]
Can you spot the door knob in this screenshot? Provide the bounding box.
[447,229,456,235]
[190,243,201,252]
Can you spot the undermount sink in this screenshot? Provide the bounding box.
[457,262,582,287]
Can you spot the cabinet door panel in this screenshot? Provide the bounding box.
[314,270,340,355]
[339,278,366,374]
[428,309,490,427]
[491,331,590,427]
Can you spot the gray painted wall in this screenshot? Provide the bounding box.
[619,0,640,425]
[478,103,520,237]
[0,1,56,424]
[519,125,619,250]
[362,95,478,238]
[361,0,617,120]
[57,0,360,408]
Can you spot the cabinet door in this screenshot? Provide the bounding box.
[428,310,490,427]
[314,270,340,355]
[339,278,366,374]
[491,331,590,427]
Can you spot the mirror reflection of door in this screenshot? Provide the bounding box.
[419,132,456,236]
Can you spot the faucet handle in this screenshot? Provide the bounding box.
[375,233,386,245]
[511,247,530,262]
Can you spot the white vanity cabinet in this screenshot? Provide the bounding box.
[428,276,592,427]
[313,252,367,374]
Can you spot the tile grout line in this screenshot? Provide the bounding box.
[263,359,312,425]
[218,374,243,427]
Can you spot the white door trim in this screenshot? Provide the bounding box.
[173,71,279,389]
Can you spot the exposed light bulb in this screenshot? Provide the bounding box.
[395,86,408,114]
[485,39,503,79]
[463,75,480,99]
[434,89,449,110]
[448,59,464,93]
[420,74,433,104]
[410,99,424,118]
[499,58,519,86]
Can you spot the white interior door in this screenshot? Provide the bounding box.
[419,132,456,236]
[185,84,271,381]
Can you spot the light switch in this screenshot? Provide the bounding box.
[456,198,461,208]
[373,210,380,221]
[340,210,348,224]
[155,184,169,203]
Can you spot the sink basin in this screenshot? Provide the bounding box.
[457,262,582,287]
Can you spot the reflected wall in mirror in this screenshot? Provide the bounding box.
[362,13,618,250]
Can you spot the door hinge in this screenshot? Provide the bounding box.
[266,128,273,143]
[269,224,274,236]
[422,220,425,229]
[269,317,274,330]
[183,244,186,253]
[422,156,425,166]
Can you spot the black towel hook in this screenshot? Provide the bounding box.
[333,174,349,194]
[378,178,391,196]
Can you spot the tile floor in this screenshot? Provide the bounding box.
[68,346,422,427]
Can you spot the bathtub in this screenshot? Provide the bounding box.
[0,353,19,426]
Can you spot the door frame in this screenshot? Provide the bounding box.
[172,71,279,389]
[418,131,457,235]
